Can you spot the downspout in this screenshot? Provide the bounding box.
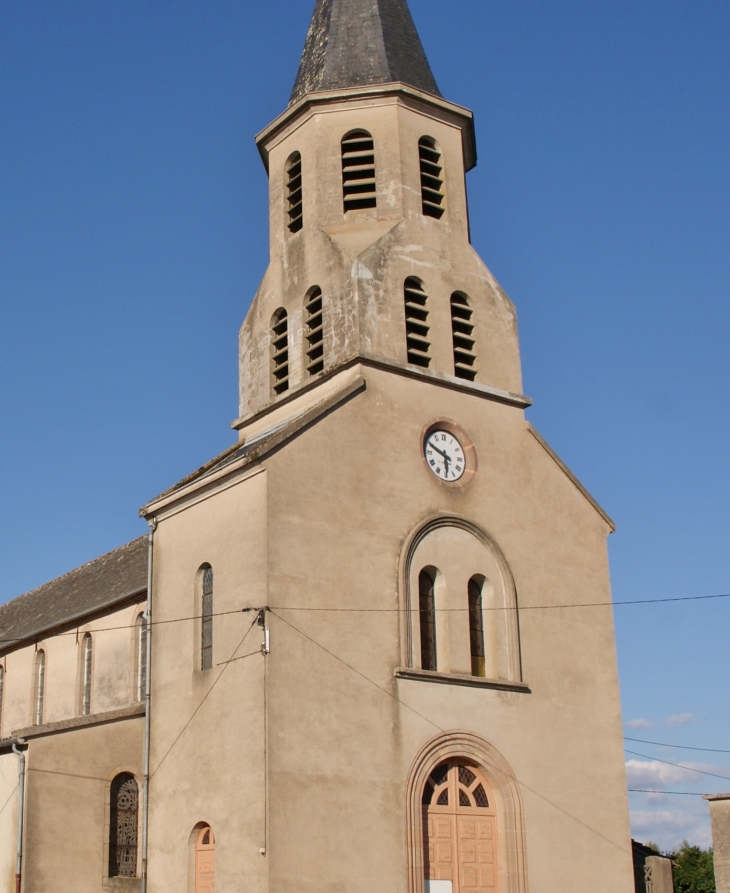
[11,739,26,893]
[141,517,157,893]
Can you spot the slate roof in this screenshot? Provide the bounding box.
[0,537,147,653]
[290,0,441,105]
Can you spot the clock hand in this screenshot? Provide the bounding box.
[431,444,450,460]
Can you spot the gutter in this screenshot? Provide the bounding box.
[140,518,156,893]
[11,739,27,893]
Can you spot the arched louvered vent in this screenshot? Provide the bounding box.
[404,278,430,368]
[341,130,377,211]
[450,292,477,381]
[304,287,324,376]
[286,152,303,233]
[419,137,444,219]
[271,309,290,395]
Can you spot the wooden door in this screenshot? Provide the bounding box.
[423,762,498,893]
[195,826,216,893]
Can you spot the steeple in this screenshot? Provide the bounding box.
[290,0,441,106]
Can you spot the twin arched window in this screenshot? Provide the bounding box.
[271,288,327,395]
[200,565,213,671]
[418,570,486,677]
[109,773,139,878]
[404,281,478,379]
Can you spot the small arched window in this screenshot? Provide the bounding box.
[418,568,437,672]
[304,287,324,376]
[81,633,93,716]
[341,130,377,211]
[285,151,303,233]
[468,577,486,677]
[404,278,430,368]
[136,613,148,702]
[195,825,216,893]
[34,649,46,726]
[200,565,213,671]
[271,309,290,395]
[451,292,477,381]
[109,773,139,878]
[418,136,445,219]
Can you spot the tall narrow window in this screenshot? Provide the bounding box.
[418,136,445,219]
[137,613,148,702]
[109,773,139,878]
[419,568,437,672]
[468,577,486,677]
[34,649,46,726]
[286,151,303,233]
[341,130,377,211]
[404,278,430,368]
[271,309,289,395]
[81,633,92,716]
[201,565,213,671]
[304,287,324,376]
[451,292,477,381]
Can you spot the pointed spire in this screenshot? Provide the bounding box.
[290,0,442,106]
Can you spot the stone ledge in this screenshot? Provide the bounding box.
[12,702,145,739]
[395,668,531,693]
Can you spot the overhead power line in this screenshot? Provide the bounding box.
[625,737,730,755]
[628,789,707,797]
[625,750,730,783]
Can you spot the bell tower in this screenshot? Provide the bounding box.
[235,0,523,429]
[144,3,635,892]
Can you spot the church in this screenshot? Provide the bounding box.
[0,1,635,890]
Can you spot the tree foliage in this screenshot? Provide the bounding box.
[670,842,715,893]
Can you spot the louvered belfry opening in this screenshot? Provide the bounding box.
[304,287,324,376]
[404,278,431,368]
[286,151,303,233]
[450,292,477,381]
[271,309,290,395]
[418,136,445,218]
[341,130,377,211]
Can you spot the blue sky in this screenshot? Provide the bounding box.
[1,0,729,852]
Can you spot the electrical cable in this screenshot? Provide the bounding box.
[628,789,706,796]
[625,750,730,783]
[625,737,730,754]
[150,614,260,778]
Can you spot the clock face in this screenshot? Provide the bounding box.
[424,430,466,482]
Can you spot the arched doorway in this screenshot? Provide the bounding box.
[423,761,498,893]
[195,826,216,893]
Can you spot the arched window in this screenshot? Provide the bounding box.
[418,136,445,219]
[285,151,303,233]
[109,773,139,878]
[341,130,376,211]
[271,309,289,395]
[451,292,477,381]
[136,613,148,702]
[422,760,498,892]
[468,577,486,677]
[81,633,93,716]
[404,278,431,368]
[195,825,216,893]
[419,568,437,672]
[200,565,213,671]
[304,287,324,376]
[34,649,46,726]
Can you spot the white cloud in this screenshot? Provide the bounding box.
[625,759,701,788]
[664,713,696,727]
[630,804,712,852]
[625,718,655,729]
